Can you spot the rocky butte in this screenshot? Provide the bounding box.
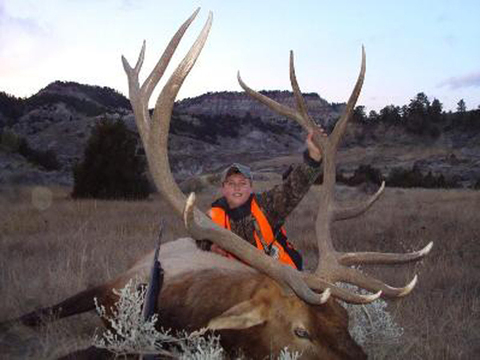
[0,81,479,188]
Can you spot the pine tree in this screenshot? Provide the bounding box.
[456,99,466,113]
[72,119,151,199]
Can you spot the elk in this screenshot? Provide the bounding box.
[5,8,433,359]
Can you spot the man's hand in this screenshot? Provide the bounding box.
[306,127,327,162]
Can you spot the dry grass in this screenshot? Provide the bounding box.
[0,183,479,359]
[289,185,480,359]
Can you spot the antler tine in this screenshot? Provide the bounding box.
[122,41,147,135]
[288,51,317,130]
[306,51,367,192]
[289,51,329,156]
[238,52,328,152]
[334,181,385,221]
[338,241,433,266]
[121,40,145,81]
[303,274,382,304]
[329,287,382,304]
[237,72,307,127]
[122,8,203,152]
[134,10,212,217]
[329,46,366,151]
[141,8,201,103]
[184,193,331,305]
[338,266,419,298]
[239,57,330,160]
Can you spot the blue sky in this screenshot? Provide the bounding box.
[1,0,479,112]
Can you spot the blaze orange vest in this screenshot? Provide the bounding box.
[210,197,300,270]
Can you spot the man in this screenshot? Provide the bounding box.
[201,130,324,270]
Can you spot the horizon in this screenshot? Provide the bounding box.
[1,0,479,113]
[1,79,474,115]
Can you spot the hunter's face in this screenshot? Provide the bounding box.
[222,173,253,209]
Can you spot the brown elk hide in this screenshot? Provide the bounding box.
[138,239,366,359]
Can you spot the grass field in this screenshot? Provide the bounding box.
[0,182,479,359]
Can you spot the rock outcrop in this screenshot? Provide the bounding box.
[1,81,479,188]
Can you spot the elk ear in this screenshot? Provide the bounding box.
[207,299,268,330]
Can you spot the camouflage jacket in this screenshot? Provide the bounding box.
[198,151,321,250]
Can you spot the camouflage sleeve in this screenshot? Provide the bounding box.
[257,151,322,226]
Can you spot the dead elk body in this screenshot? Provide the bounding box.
[18,239,366,359]
[4,8,433,360]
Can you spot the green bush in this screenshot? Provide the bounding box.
[72,119,151,199]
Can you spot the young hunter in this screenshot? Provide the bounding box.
[199,129,325,270]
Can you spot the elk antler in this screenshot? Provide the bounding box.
[238,48,433,303]
[122,9,332,306]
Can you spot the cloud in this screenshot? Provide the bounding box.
[438,72,480,89]
[0,3,55,75]
[0,3,46,39]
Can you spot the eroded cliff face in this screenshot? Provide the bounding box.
[0,84,342,185]
[175,90,345,127]
[1,82,479,188]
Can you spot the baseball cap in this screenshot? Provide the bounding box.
[221,163,253,183]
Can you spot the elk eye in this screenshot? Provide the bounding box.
[294,327,311,340]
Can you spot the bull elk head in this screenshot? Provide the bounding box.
[122,8,432,308]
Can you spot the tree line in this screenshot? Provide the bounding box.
[351,93,480,137]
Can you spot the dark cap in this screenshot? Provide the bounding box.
[221,163,253,183]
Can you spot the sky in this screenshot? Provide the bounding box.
[1,0,479,112]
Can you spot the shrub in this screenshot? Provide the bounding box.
[72,119,151,199]
[0,128,61,171]
[344,164,384,186]
[17,139,61,171]
[315,165,384,187]
[387,166,423,188]
[93,278,225,359]
[387,166,459,189]
[0,128,21,152]
[93,279,307,359]
[316,163,460,190]
[473,179,480,190]
[340,284,405,358]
